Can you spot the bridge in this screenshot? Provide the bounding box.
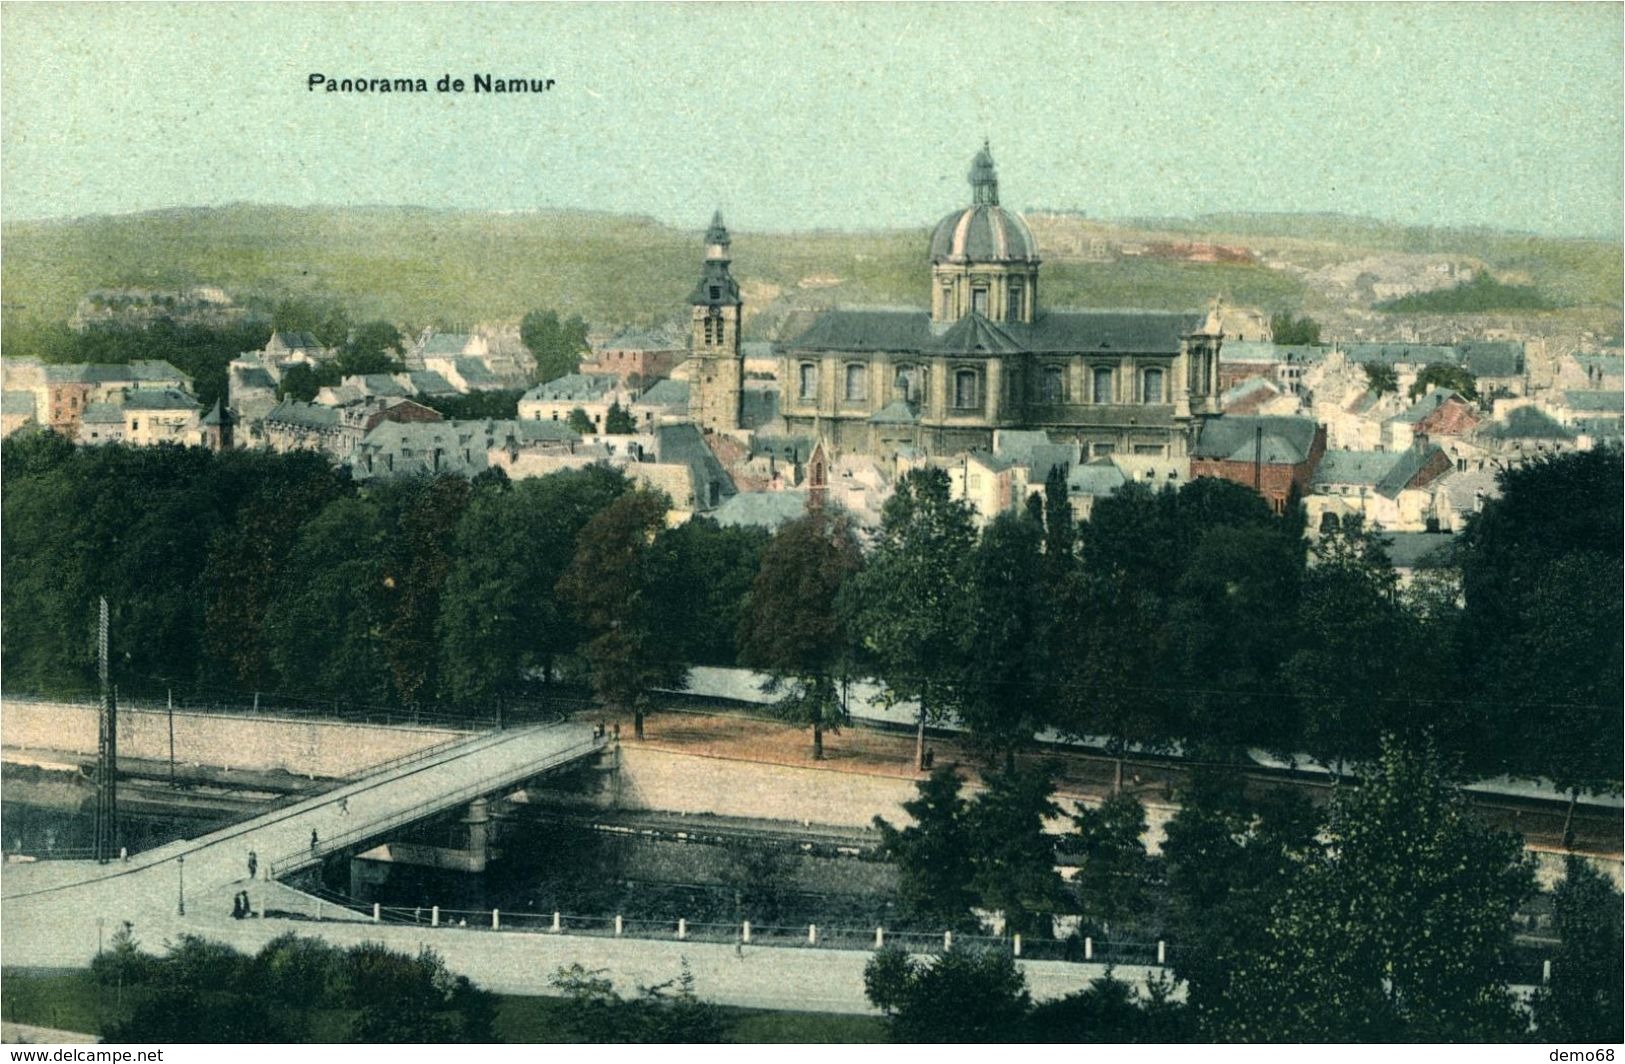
[1,720,602,967]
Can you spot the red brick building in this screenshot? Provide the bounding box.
[1190,415,1327,514]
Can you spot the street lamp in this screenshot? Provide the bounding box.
[176,855,185,916]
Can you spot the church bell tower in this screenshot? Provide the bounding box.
[687,211,744,432]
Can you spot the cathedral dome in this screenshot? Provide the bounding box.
[928,142,1038,265]
[929,204,1039,265]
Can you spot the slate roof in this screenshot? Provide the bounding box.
[968,449,1018,473]
[452,357,501,387]
[266,400,341,430]
[200,399,234,426]
[1222,376,1280,406]
[1575,355,1623,376]
[421,333,474,356]
[1340,344,1458,367]
[868,399,918,425]
[1563,390,1623,414]
[2,391,36,416]
[524,373,621,402]
[1481,407,1576,440]
[1381,532,1458,571]
[1373,444,1444,499]
[1026,444,1077,485]
[352,374,408,397]
[1390,388,1465,423]
[45,360,188,385]
[1191,416,1320,464]
[751,435,815,464]
[81,402,123,425]
[711,490,809,530]
[1221,341,1328,365]
[122,388,200,412]
[1456,341,1524,377]
[268,330,323,352]
[1311,450,1401,488]
[636,379,690,408]
[655,423,737,510]
[405,371,458,395]
[1068,459,1128,496]
[930,204,1039,264]
[231,366,276,392]
[786,309,1203,357]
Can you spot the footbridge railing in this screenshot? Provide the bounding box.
[267,729,606,877]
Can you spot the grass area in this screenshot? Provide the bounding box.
[0,968,888,1043]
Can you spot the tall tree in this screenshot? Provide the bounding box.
[864,946,1031,1043]
[1067,792,1152,933]
[1363,362,1399,397]
[1408,362,1479,401]
[737,509,862,758]
[841,467,976,770]
[521,309,590,384]
[646,516,767,668]
[557,489,685,739]
[966,762,1065,937]
[874,766,978,929]
[1220,737,1534,1041]
[1531,856,1625,1042]
[957,510,1047,764]
[438,466,629,704]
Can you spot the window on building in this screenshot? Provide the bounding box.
[845,363,867,402]
[895,365,923,403]
[1133,444,1164,456]
[1092,442,1115,457]
[1041,365,1065,403]
[131,419,139,431]
[1008,282,1024,321]
[799,363,818,400]
[1143,368,1164,404]
[954,369,980,409]
[1093,367,1115,404]
[972,288,989,316]
[969,474,982,491]
[710,286,721,301]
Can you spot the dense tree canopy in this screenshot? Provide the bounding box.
[521,310,590,384]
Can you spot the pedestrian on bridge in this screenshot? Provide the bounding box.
[247,850,257,879]
[310,829,319,853]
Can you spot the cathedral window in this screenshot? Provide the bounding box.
[972,288,989,316]
[1143,368,1164,404]
[895,364,923,403]
[798,363,818,400]
[1008,282,1024,321]
[844,363,867,402]
[1041,365,1065,403]
[954,369,980,409]
[1092,366,1115,404]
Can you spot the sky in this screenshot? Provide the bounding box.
[2,2,1621,238]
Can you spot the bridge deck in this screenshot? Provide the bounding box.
[1,721,600,966]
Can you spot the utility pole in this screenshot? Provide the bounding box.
[93,598,119,864]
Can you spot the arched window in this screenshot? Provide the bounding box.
[1041,365,1065,403]
[844,363,867,402]
[798,363,818,401]
[954,369,980,409]
[1092,366,1115,404]
[1143,368,1164,404]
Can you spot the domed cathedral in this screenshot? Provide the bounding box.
[778,143,1223,459]
[687,211,745,432]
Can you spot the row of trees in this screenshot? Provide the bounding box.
[3,429,1617,793]
[870,739,1623,1042]
[92,929,495,1042]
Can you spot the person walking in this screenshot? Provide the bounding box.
[247,850,258,879]
[310,829,319,853]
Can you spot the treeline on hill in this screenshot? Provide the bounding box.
[2,431,1619,795]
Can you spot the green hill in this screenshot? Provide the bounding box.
[2,205,1617,348]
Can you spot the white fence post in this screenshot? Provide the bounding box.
[372,903,380,924]
[431,906,439,927]
[614,914,623,937]
[1085,936,1093,961]
[742,920,751,943]
[1157,940,1166,965]
[944,930,953,951]
[1542,959,1552,985]
[492,909,500,930]
[315,900,323,922]
[677,918,687,940]
[1013,934,1022,957]
[875,927,885,949]
[552,911,562,933]
[808,924,817,944]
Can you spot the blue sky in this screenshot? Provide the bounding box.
[3,2,1620,237]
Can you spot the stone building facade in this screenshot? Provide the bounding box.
[777,144,1223,458]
